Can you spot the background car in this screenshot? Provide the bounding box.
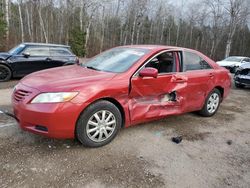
[216,56,250,73]
[12,45,231,147]
[234,62,250,88]
[0,43,79,82]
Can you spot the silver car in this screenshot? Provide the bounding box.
[217,56,250,73]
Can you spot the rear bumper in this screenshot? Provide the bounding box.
[12,83,84,139]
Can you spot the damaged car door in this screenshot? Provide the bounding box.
[129,51,187,125]
[179,51,215,112]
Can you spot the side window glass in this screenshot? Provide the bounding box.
[200,60,212,69]
[145,52,176,74]
[244,58,250,63]
[183,52,212,71]
[23,47,50,56]
[50,48,71,56]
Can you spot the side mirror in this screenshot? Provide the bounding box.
[22,52,30,58]
[139,67,158,78]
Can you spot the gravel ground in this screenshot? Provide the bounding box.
[0,78,249,188]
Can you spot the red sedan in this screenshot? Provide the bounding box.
[12,45,231,147]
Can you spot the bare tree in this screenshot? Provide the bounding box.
[224,0,248,57]
[18,0,24,42]
[5,0,9,45]
[130,0,148,44]
[25,2,33,41]
[38,7,48,42]
[1,0,250,60]
[204,0,226,58]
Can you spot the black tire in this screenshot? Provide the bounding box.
[198,88,221,117]
[0,64,11,82]
[76,100,122,147]
[235,82,244,88]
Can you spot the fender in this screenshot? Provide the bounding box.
[0,61,13,71]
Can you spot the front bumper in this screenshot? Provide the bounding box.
[12,83,83,139]
[234,75,250,86]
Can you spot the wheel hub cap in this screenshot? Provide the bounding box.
[86,110,116,143]
[207,93,219,114]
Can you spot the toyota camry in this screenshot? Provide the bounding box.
[12,45,231,147]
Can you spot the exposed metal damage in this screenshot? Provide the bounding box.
[234,62,250,88]
[128,84,186,124]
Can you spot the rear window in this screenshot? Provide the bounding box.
[183,51,212,71]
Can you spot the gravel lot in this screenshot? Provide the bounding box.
[0,77,249,188]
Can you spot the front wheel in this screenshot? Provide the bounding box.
[0,64,11,82]
[199,89,221,117]
[76,100,122,147]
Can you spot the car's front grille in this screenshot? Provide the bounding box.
[238,78,250,85]
[239,69,250,76]
[14,89,32,102]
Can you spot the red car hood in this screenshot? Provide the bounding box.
[20,65,116,92]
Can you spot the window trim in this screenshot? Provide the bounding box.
[133,50,181,77]
[182,50,213,72]
[49,47,73,56]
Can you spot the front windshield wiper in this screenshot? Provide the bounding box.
[85,66,100,71]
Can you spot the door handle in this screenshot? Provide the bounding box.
[209,73,214,78]
[171,76,187,83]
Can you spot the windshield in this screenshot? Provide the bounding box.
[83,48,149,73]
[8,44,25,55]
[224,57,243,62]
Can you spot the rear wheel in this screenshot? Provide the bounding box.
[0,64,11,82]
[76,100,122,147]
[199,89,221,117]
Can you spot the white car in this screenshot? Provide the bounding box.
[216,56,250,73]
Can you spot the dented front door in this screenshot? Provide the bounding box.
[129,74,187,125]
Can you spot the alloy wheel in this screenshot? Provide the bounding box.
[207,93,220,114]
[86,110,116,143]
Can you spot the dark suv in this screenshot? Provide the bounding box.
[0,43,79,81]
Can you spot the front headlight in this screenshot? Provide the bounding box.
[31,92,78,103]
[235,67,243,74]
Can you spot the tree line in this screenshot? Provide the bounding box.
[0,0,249,60]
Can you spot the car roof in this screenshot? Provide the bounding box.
[226,56,248,59]
[119,45,192,52]
[22,43,70,48]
